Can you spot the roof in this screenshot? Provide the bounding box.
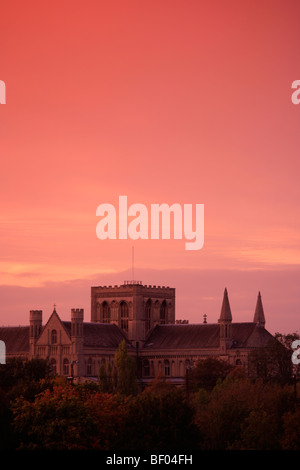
[145,324,220,349]
[0,326,29,354]
[144,322,274,350]
[0,322,132,356]
[63,321,133,349]
[0,321,274,356]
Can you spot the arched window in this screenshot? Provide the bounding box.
[120,301,129,332]
[50,358,56,375]
[143,359,150,377]
[164,359,170,376]
[102,301,111,323]
[236,359,242,366]
[160,300,167,324]
[63,358,69,376]
[87,357,93,376]
[96,302,101,322]
[145,299,151,331]
[51,329,57,344]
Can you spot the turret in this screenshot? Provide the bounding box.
[253,291,265,327]
[71,308,84,378]
[29,310,42,356]
[71,308,84,338]
[218,288,232,352]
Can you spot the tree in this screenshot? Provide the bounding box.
[0,357,52,401]
[193,368,295,450]
[144,375,176,395]
[195,373,255,449]
[248,334,295,385]
[280,405,300,450]
[188,357,233,392]
[235,409,280,450]
[12,384,130,450]
[98,363,114,393]
[114,340,138,396]
[117,387,199,450]
[12,385,96,449]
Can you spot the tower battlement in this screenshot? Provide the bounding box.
[91,282,175,344]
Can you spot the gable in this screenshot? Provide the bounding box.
[243,324,274,348]
[37,311,71,346]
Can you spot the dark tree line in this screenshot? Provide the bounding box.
[0,334,299,450]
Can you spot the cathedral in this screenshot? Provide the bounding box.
[0,281,274,386]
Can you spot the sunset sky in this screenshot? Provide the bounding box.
[1,0,299,334]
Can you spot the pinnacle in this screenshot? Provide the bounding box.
[219,288,232,322]
[254,291,265,327]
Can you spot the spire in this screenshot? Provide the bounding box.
[219,288,232,322]
[253,291,265,327]
[219,288,232,352]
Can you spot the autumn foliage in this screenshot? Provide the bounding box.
[12,386,130,450]
[0,346,299,450]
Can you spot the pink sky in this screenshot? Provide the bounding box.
[0,0,299,334]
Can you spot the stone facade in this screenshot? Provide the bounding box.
[0,281,274,386]
[91,281,175,345]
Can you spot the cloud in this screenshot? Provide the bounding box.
[0,266,299,335]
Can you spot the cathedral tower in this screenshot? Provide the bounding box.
[91,281,175,345]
